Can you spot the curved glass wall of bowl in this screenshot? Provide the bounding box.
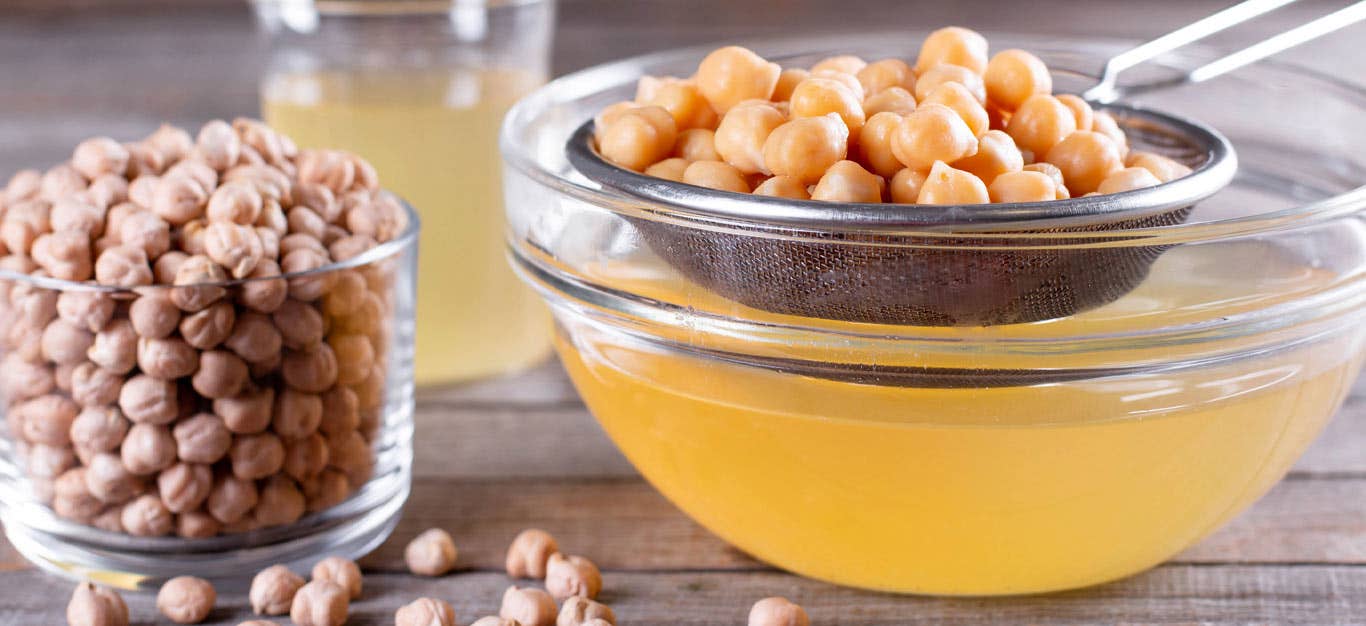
[0,202,420,591]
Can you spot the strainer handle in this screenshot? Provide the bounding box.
[1083,0,1366,103]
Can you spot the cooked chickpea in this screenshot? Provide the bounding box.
[771,68,809,102]
[988,170,1057,203]
[501,586,557,626]
[695,46,781,113]
[921,82,989,138]
[790,77,865,134]
[647,81,718,131]
[952,129,1024,184]
[405,527,459,576]
[1044,131,1125,195]
[674,128,721,162]
[1006,94,1078,157]
[1055,94,1094,131]
[1097,166,1162,195]
[682,161,750,193]
[916,26,988,75]
[984,49,1053,111]
[914,63,987,104]
[309,556,364,600]
[597,105,678,173]
[712,102,786,175]
[250,564,305,616]
[862,86,917,117]
[397,597,457,626]
[856,58,915,97]
[1126,150,1192,183]
[917,161,990,205]
[763,114,849,184]
[545,553,603,600]
[891,104,978,172]
[811,54,866,75]
[752,175,811,199]
[1091,111,1129,158]
[748,597,810,626]
[290,580,349,626]
[811,160,884,203]
[642,158,690,182]
[1023,162,1070,199]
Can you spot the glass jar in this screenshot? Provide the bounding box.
[0,201,418,590]
[253,0,556,385]
[501,34,1366,595]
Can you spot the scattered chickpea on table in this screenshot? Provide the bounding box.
[594,26,1193,205]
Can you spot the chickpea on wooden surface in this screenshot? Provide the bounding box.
[0,119,404,539]
[593,31,1195,205]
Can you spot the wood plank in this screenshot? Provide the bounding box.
[2,565,1364,625]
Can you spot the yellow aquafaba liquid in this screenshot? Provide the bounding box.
[551,244,1364,594]
[263,69,551,384]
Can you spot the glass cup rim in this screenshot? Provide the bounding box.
[0,199,420,294]
[500,32,1366,245]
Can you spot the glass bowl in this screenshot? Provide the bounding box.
[0,201,418,591]
[500,33,1366,595]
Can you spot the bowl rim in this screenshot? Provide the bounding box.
[500,31,1366,243]
[0,198,420,293]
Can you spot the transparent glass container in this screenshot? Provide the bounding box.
[254,0,556,385]
[0,203,418,591]
[501,34,1366,595]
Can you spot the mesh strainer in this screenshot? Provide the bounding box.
[565,0,1363,327]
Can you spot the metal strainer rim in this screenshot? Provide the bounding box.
[566,101,1237,232]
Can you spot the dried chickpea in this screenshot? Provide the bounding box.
[176,511,221,538]
[288,206,328,241]
[712,102,786,175]
[129,292,181,339]
[921,82,989,138]
[984,49,1052,111]
[862,86,917,117]
[856,58,915,97]
[70,406,128,455]
[18,394,78,446]
[545,553,603,600]
[56,290,114,333]
[915,26,988,74]
[215,386,275,434]
[811,160,884,203]
[282,344,338,393]
[501,586,557,626]
[283,433,329,481]
[1056,94,1094,132]
[171,255,227,312]
[1045,131,1124,195]
[157,576,216,624]
[1006,94,1078,157]
[914,63,987,104]
[752,175,811,199]
[94,245,153,287]
[290,580,349,626]
[158,461,213,513]
[273,388,323,440]
[137,336,199,379]
[917,161,990,205]
[173,412,232,464]
[196,119,243,172]
[122,492,174,536]
[51,196,106,236]
[41,163,88,201]
[771,68,809,102]
[84,452,140,504]
[763,114,849,184]
[206,179,263,225]
[152,174,209,226]
[472,618,521,626]
[224,311,282,363]
[207,473,258,524]
[231,432,285,480]
[674,128,721,162]
[205,221,265,279]
[54,467,103,522]
[302,468,350,513]
[239,258,289,314]
[748,597,809,626]
[6,169,42,201]
[121,422,177,475]
[119,374,178,424]
[557,597,615,626]
[790,77,865,134]
[682,161,750,193]
[597,106,677,172]
[0,354,53,401]
[154,250,188,283]
[254,475,305,527]
[281,247,334,302]
[988,170,1057,203]
[695,46,781,113]
[32,231,93,281]
[405,527,458,576]
[397,598,457,626]
[891,104,978,172]
[1126,150,1192,183]
[1097,166,1162,195]
[642,158,689,182]
[1023,162,1070,199]
[90,507,124,533]
[952,129,1024,185]
[305,557,364,601]
[250,564,305,616]
[320,386,360,435]
[67,582,129,626]
[505,528,560,579]
[1091,111,1129,158]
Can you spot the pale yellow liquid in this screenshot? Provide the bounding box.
[553,245,1364,594]
[263,69,552,384]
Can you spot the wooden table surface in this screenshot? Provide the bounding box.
[2,1,1364,623]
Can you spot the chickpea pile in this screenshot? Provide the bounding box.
[0,120,407,538]
[594,27,1193,205]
